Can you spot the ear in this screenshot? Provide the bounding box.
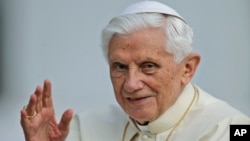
[181,53,201,85]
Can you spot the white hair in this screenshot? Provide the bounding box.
[101,13,194,63]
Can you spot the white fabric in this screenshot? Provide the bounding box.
[66,83,250,141]
[136,123,150,132]
[120,1,185,22]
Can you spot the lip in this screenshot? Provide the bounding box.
[126,96,153,106]
[127,96,150,100]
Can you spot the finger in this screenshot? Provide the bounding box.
[20,108,31,125]
[42,79,53,108]
[20,109,28,127]
[25,94,37,117]
[20,109,36,139]
[34,86,43,113]
[58,109,74,134]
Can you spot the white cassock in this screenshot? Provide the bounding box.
[66,83,250,141]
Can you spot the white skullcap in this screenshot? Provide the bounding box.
[120,0,185,22]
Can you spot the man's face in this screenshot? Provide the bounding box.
[108,28,185,124]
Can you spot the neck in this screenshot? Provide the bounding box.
[137,121,149,126]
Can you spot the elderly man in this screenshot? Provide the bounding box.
[20,1,250,141]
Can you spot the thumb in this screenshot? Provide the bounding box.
[58,109,74,133]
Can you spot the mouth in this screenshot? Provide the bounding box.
[127,96,151,101]
[126,96,153,106]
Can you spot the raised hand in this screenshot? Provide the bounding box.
[20,80,74,141]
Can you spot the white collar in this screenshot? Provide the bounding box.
[136,122,150,132]
[129,83,196,134]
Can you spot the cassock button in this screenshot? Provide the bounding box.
[142,134,149,140]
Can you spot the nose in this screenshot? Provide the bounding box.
[123,69,144,93]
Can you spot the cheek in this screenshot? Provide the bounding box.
[152,70,176,102]
[111,76,123,90]
[110,77,125,102]
[154,70,173,88]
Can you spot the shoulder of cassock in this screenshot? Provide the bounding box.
[66,104,128,141]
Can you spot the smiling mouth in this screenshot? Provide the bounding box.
[126,96,153,106]
[127,96,151,101]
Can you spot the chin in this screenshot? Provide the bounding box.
[127,107,157,123]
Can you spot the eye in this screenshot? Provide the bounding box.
[141,62,158,74]
[113,62,127,71]
[110,62,127,77]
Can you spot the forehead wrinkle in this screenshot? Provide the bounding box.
[109,42,167,64]
[108,28,168,63]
